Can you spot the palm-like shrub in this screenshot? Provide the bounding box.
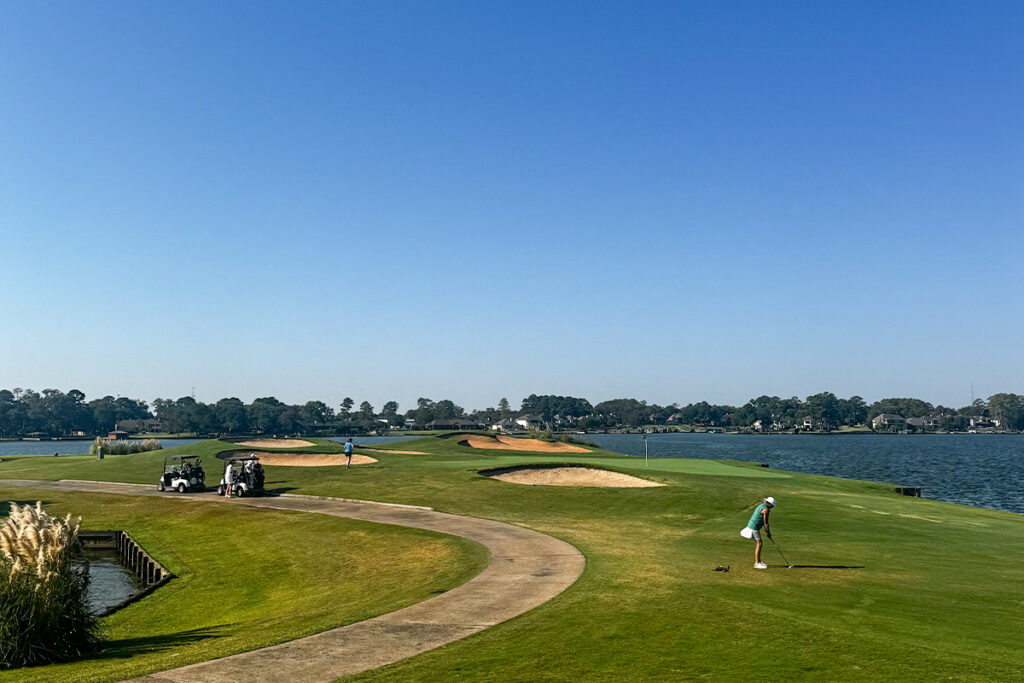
[0,502,98,669]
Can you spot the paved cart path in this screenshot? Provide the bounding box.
[1,479,585,683]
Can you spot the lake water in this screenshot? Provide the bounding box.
[0,438,204,457]
[585,433,1024,514]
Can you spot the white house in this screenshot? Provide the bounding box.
[515,414,545,430]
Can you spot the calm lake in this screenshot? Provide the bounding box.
[586,433,1024,514]
[0,438,204,457]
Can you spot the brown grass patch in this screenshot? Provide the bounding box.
[460,434,590,453]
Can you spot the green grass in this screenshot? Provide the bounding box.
[0,484,486,682]
[2,436,1024,680]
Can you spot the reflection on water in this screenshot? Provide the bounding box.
[79,549,143,615]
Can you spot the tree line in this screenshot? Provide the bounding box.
[0,387,1022,438]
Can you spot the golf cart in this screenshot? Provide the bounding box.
[218,455,265,497]
[158,455,206,493]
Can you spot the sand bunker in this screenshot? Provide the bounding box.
[460,434,590,453]
[483,466,662,488]
[237,439,315,449]
[245,451,377,467]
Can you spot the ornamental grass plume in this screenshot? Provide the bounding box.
[0,502,80,580]
[0,502,98,669]
[88,437,163,455]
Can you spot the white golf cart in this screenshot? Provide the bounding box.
[157,455,206,493]
[217,455,265,497]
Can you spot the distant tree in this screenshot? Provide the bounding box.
[0,389,15,437]
[381,401,399,416]
[520,395,593,423]
[869,398,934,419]
[276,405,299,434]
[593,398,652,427]
[89,395,119,433]
[248,397,285,434]
[299,400,333,432]
[339,397,354,416]
[433,399,464,420]
[958,399,988,417]
[805,392,841,430]
[215,398,248,435]
[408,398,435,427]
[471,407,501,424]
[838,396,868,426]
[674,401,733,427]
[498,398,511,419]
[987,393,1024,431]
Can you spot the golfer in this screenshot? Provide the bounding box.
[740,496,776,569]
[344,438,353,468]
[224,462,234,499]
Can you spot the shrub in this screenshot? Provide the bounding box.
[0,502,99,668]
[88,437,162,456]
[527,428,555,442]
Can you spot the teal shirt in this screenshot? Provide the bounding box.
[747,503,769,530]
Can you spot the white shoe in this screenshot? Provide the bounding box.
[754,562,768,569]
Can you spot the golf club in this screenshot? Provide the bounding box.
[768,536,793,568]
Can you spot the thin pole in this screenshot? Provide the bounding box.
[643,434,648,466]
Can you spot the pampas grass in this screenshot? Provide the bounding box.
[88,437,162,456]
[0,502,98,669]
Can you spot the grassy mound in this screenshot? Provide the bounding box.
[2,435,1024,680]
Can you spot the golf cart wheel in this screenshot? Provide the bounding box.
[217,485,225,496]
[177,482,186,493]
[235,486,245,498]
[158,482,165,492]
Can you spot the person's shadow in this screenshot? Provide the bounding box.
[782,565,865,570]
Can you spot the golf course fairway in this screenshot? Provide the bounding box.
[1,435,1022,681]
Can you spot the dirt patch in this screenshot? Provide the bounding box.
[482,466,662,488]
[460,434,590,453]
[237,439,315,449]
[246,452,377,467]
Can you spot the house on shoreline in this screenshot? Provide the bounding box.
[871,414,907,432]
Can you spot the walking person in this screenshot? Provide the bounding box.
[344,438,354,468]
[740,496,776,569]
[224,461,234,498]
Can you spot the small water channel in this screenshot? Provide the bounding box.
[77,548,144,615]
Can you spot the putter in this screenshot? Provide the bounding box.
[768,537,793,568]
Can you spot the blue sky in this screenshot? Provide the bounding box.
[2,2,1021,411]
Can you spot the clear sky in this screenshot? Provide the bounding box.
[2,1,1022,411]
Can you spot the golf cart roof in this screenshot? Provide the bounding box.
[165,455,201,463]
[224,455,261,463]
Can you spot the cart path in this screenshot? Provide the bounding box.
[1,479,585,683]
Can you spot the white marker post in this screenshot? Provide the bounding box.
[642,433,648,466]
